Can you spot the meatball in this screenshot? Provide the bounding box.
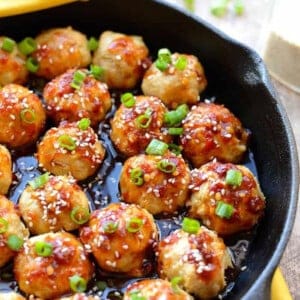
[80,203,158,277]
[124,278,193,300]
[120,151,190,215]
[0,37,28,86]
[36,121,105,181]
[32,27,91,79]
[0,84,46,148]
[43,68,112,126]
[0,145,12,194]
[180,102,249,167]
[142,52,207,108]
[188,161,266,235]
[0,291,25,300]
[14,232,93,299]
[110,95,172,157]
[59,295,100,300]
[0,195,29,268]
[92,31,149,89]
[19,174,90,234]
[157,227,231,299]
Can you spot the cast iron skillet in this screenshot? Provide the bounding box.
[0,0,298,299]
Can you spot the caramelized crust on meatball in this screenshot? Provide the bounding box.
[0,291,25,300]
[43,68,111,126]
[80,203,158,277]
[0,84,46,148]
[32,27,91,79]
[19,175,90,234]
[120,151,191,215]
[0,195,29,268]
[110,95,172,157]
[142,53,207,108]
[158,227,231,299]
[92,31,149,89]
[188,162,266,235]
[14,232,93,299]
[0,145,12,194]
[0,37,28,86]
[36,121,105,181]
[59,294,100,300]
[180,102,249,167]
[124,278,193,300]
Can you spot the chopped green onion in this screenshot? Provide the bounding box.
[129,290,146,300]
[7,234,23,251]
[215,201,234,219]
[135,108,152,129]
[69,275,87,293]
[35,241,53,257]
[1,37,15,53]
[126,217,143,233]
[171,276,183,294]
[18,37,37,55]
[210,0,229,17]
[0,217,9,234]
[70,207,90,225]
[183,0,195,12]
[29,173,50,190]
[234,0,244,15]
[145,139,168,155]
[155,58,169,72]
[102,221,119,233]
[26,57,39,73]
[158,48,172,64]
[71,70,87,90]
[88,36,99,51]
[168,127,183,135]
[130,168,144,186]
[182,217,200,234]
[157,159,176,173]
[78,118,91,130]
[168,143,182,156]
[58,134,76,151]
[121,92,135,108]
[164,104,189,127]
[174,56,188,71]
[90,64,104,80]
[20,108,36,124]
[96,280,107,291]
[225,169,243,186]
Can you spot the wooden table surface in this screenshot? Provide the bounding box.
[165,0,300,298]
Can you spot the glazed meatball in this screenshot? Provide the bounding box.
[120,151,190,215]
[110,95,172,157]
[14,232,93,299]
[142,52,207,108]
[80,203,158,277]
[32,27,91,79]
[92,31,149,89]
[0,195,29,268]
[188,161,266,235]
[36,121,105,181]
[180,102,249,167]
[0,37,28,86]
[0,291,25,300]
[59,294,100,300]
[158,226,231,299]
[124,278,193,300]
[0,145,12,194]
[0,84,46,148]
[43,68,111,126]
[19,175,90,234]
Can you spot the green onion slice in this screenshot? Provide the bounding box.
[215,201,234,219]
[96,280,107,291]
[90,64,104,80]
[20,108,36,124]
[182,217,201,234]
[158,48,172,64]
[88,36,99,51]
[168,127,183,135]
[210,0,229,17]
[26,57,39,73]
[121,92,135,108]
[225,169,243,186]
[69,275,87,293]
[1,37,15,53]
[18,37,37,55]
[168,143,182,156]
[135,108,152,129]
[102,221,119,234]
[183,0,195,12]
[130,168,144,186]
[70,207,90,225]
[7,234,23,251]
[35,241,53,257]
[129,290,146,300]
[70,70,86,90]
[0,217,9,234]
[58,134,76,151]
[164,104,189,127]
[145,139,168,156]
[174,56,188,71]
[155,58,169,72]
[29,172,50,190]
[78,118,91,130]
[171,276,183,294]
[157,159,176,173]
[126,217,143,233]
[234,0,244,15]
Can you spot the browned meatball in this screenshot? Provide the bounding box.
[0,292,25,300]
[0,145,12,194]
[43,68,111,126]
[36,121,105,181]
[142,52,207,108]
[180,102,249,167]
[59,294,100,300]
[80,203,158,277]
[110,95,172,157]
[19,175,90,234]
[0,195,29,268]
[120,151,191,215]
[32,27,91,79]
[124,278,194,300]
[0,84,46,148]
[0,37,28,86]
[158,227,231,299]
[188,161,266,235]
[92,31,149,89]
[14,232,93,299]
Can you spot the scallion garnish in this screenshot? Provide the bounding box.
[145,139,168,156]
[20,108,36,124]
[29,173,50,190]
[1,37,15,53]
[225,169,243,186]
[88,37,99,51]
[70,70,86,90]
[155,48,172,71]
[102,221,119,234]
[18,37,37,55]
[7,234,23,251]
[174,56,188,71]
[70,207,90,225]
[164,104,189,127]
[90,64,104,80]
[234,0,244,15]
[58,134,76,151]
[135,108,152,129]
[215,201,234,219]
[69,275,87,293]
[168,143,182,156]
[121,92,135,108]
[157,159,176,173]
[129,290,146,300]
[168,127,183,135]
[210,0,229,17]
[182,217,200,234]
[155,59,169,72]
[35,241,53,257]
[26,57,39,73]
[183,0,195,12]
[171,276,183,294]
[78,118,91,130]
[130,168,144,186]
[126,217,143,233]
[0,218,9,234]
[96,280,107,291]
